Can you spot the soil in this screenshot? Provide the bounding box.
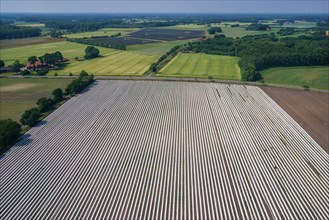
[0,37,64,49]
[262,87,329,154]
[0,83,36,92]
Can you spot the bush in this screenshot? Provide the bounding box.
[303,85,310,91]
[20,70,31,76]
[52,88,63,102]
[0,119,21,152]
[20,108,41,127]
[84,46,100,59]
[36,97,54,112]
[37,67,49,76]
[65,70,94,95]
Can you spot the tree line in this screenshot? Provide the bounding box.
[187,34,329,81]
[0,24,41,39]
[0,70,95,155]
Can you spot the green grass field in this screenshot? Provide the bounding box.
[220,27,279,38]
[63,28,139,38]
[127,40,191,55]
[0,78,72,122]
[261,66,329,90]
[158,53,241,80]
[0,41,157,75]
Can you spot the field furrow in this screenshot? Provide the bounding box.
[0,80,328,219]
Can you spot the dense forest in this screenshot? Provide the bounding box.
[44,20,178,32]
[0,24,41,39]
[188,34,329,81]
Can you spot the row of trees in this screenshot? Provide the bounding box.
[0,71,95,154]
[149,45,181,72]
[0,24,41,39]
[246,23,271,31]
[44,20,178,32]
[188,34,329,81]
[20,88,64,127]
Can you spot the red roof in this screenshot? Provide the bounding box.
[25,61,45,68]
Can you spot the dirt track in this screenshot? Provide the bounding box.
[262,87,329,154]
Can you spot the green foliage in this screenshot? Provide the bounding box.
[37,67,49,75]
[20,107,41,127]
[246,23,270,31]
[239,59,262,81]
[0,60,4,68]
[20,70,31,76]
[149,63,157,72]
[12,60,22,72]
[149,45,181,73]
[65,70,94,95]
[52,88,63,102]
[208,27,222,34]
[36,97,54,112]
[84,46,100,59]
[0,24,41,39]
[39,51,63,65]
[28,56,38,64]
[49,30,64,38]
[188,35,329,81]
[0,119,21,152]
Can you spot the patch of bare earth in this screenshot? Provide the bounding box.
[262,86,329,154]
[0,84,36,92]
[0,37,64,49]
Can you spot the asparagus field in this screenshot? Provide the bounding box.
[1,80,328,219]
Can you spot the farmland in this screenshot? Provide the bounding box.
[128,28,204,41]
[127,40,191,55]
[53,50,157,76]
[84,37,157,46]
[263,87,329,152]
[1,80,328,219]
[158,53,240,80]
[261,66,329,90]
[0,37,64,49]
[0,78,72,122]
[63,28,139,38]
[0,41,157,75]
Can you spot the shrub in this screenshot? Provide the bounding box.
[52,88,63,102]
[0,119,21,152]
[20,108,41,127]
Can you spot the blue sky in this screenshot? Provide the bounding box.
[1,1,328,13]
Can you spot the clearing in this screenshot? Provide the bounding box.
[0,78,72,122]
[158,53,240,80]
[261,66,329,90]
[1,80,328,219]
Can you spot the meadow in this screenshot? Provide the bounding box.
[127,39,191,55]
[0,41,157,75]
[0,78,72,122]
[158,53,240,80]
[261,66,329,90]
